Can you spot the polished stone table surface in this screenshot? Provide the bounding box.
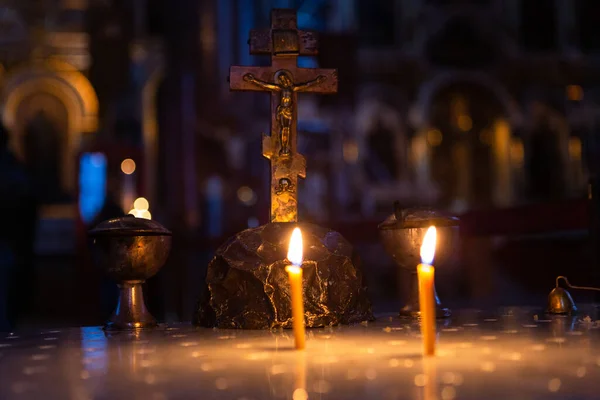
[1,308,599,400]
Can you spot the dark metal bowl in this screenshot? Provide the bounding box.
[379,222,460,270]
[89,235,172,282]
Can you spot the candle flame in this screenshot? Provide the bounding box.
[287,227,303,267]
[420,226,437,265]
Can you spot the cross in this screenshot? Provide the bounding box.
[229,9,338,223]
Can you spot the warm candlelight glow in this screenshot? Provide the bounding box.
[423,358,437,400]
[420,226,437,265]
[287,227,303,267]
[419,264,433,275]
[293,353,307,399]
[286,265,301,275]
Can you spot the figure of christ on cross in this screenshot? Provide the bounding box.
[229,9,338,223]
[243,70,326,156]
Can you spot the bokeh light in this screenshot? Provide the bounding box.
[121,158,136,175]
[237,186,257,205]
[426,129,443,147]
[128,208,152,220]
[134,197,149,211]
[566,85,583,101]
[457,115,472,132]
[510,139,525,166]
[569,137,582,160]
[343,140,359,163]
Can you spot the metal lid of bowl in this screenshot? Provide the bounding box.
[378,204,460,230]
[89,215,172,237]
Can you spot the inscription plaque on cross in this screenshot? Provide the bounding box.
[229,9,338,223]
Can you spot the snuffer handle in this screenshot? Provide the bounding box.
[555,275,600,292]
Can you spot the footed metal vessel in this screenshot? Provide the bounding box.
[89,215,172,330]
[379,204,460,318]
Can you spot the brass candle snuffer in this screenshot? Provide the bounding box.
[547,275,600,314]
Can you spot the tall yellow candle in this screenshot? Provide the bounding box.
[418,226,437,356]
[286,227,305,350]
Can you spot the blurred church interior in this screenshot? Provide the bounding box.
[1,0,599,329]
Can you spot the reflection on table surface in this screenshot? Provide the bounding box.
[0,307,599,400]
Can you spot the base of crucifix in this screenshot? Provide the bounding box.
[196,222,373,329]
[399,271,451,318]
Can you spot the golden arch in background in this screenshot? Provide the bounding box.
[412,71,522,129]
[412,72,522,208]
[1,59,99,192]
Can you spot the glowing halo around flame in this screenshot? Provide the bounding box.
[420,226,437,265]
[287,227,303,267]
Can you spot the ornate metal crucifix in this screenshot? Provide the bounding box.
[229,9,338,223]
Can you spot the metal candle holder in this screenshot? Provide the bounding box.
[88,215,172,330]
[379,204,460,318]
[547,276,600,314]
